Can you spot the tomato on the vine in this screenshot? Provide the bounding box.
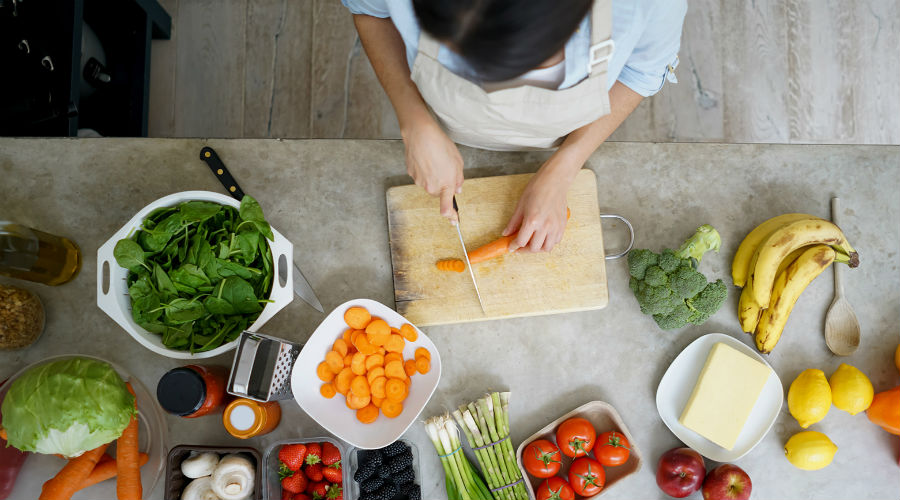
[522,439,562,478]
[556,417,596,458]
[568,457,606,496]
[535,476,575,500]
[594,430,631,466]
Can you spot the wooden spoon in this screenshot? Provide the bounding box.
[824,197,860,356]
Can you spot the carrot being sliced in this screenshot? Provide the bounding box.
[468,207,571,264]
[385,378,406,403]
[366,367,385,385]
[415,357,431,374]
[371,376,387,399]
[356,404,379,424]
[117,382,141,500]
[414,347,431,361]
[400,324,418,342]
[76,453,149,491]
[316,362,335,382]
[39,444,109,500]
[320,383,337,399]
[344,306,371,330]
[404,359,417,377]
[382,400,403,418]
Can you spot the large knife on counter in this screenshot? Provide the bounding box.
[200,146,324,313]
[452,196,485,314]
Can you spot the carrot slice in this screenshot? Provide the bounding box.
[436,259,465,272]
[400,324,418,342]
[385,334,405,353]
[366,367,385,385]
[348,392,370,409]
[403,377,412,389]
[343,352,353,367]
[357,404,379,424]
[386,378,406,403]
[350,375,370,398]
[345,396,354,409]
[371,395,384,408]
[320,383,336,399]
[317,362,335,382]
[365,353,385,371]
[351,352,367,376]
[390,327,401,335]
[335,368,353,395]
[378,347,387,355]
[325,351,344,373]
[414,347,431,361]
[333,339,349,357]
[365,319,391,346]
[344,306,371,329]
[404,359,417,377]
[353,334,378,355]
[385,360,406,380]
[342,328,353,344]
[371,376,387,399]
[415,357,431,374]
[384,352,403,365]
[382,400,403,418]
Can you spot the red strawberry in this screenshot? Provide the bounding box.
[295,495,312,500]
[326,484,343,500]
[279,443,308,471]
[281,490,295,500]
[305,462,324,482]
[322,465,342,484]
[321,442,341,467]
[305,443,322,465]
[281,470,308,494]
[308,481,328,500]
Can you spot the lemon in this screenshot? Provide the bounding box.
[784,431,838,470]
[788,369,832,428]
[828,363,874,415]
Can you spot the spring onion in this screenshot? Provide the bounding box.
[425,414,490,500]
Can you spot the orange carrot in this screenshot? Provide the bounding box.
[77,453,149,491]
[468,207,571,264]
[404,359,417,377]
[117,383,141,500]
[385,378,406,403]
[382,400,403,418]
[356,404,379,424]
[436,259,465,272]
[344,306,371,330]
[40,443,109,500]
[399,324,418,342]
[320,383,337,399]
[415,357,431,374]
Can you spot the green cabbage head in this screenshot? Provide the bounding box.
[1,357,135,457]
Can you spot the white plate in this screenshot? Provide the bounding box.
[655,333,783,462]
[291,299,442,449]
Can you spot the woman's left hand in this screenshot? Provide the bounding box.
[503,161,575,253]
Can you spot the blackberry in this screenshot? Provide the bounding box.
[372,483,397,500]
[386,450,413,474]
[391,468,415,485]
[354,459,378,483]
[380,441,409,458]
[360,476,384,493]
[399,482,421,500]
[377,464,391,479]
[368,450,384,467]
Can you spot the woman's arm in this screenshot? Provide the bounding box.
[505,81,643,252]
[353,14,464,221]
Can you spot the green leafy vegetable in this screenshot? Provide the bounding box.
[113,195,275,353]
[0,358,135,457]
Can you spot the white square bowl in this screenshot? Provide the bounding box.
[291,299,442,449]
[655,333,783,462]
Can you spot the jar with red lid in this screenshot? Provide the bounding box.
[156,365,229,418]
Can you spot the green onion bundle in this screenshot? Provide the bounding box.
[452,392,528,500]
[424,414,491,500]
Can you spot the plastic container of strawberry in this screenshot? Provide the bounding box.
[347,439,421,500]
[263,437,351,500]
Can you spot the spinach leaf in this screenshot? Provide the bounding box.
[235,228,259,264]
[162,323,193,349]
[219,276,263,314]
[164,298,206,323]
[204,296,235,315]
[180,201,222,222]
[239,195,274,240]
[153,263,178,297]
[114,239,150,272]
[170,264,211,289]
[216,259,261,280]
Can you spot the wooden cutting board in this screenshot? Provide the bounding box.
[386,169,608,325]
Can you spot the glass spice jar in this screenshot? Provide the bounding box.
[223,398,281,439]
[156,365,229,418]
[0,284,45,349]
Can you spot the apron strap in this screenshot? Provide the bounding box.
[588,0,614,76]
[418,31,442,59]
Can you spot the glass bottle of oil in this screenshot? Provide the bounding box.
[0,222,81,285]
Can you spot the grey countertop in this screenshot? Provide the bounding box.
[1,138,898,499]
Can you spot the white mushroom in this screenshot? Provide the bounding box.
[181,452,220,479]
[181,476,222,500]
[210,454,255,500]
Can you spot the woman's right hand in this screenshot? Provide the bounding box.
[402,119,464,223]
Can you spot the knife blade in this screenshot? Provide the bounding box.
[200,146,325,313]
[452,196,485,314]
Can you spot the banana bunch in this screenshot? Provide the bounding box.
[732,213,859,353]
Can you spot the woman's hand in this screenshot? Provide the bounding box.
[403,119,464,223]
[503,158,578,253]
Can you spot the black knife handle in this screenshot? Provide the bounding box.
[200,146,245,200]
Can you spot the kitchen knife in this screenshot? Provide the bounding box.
[452,196,486,314]
[200,146,325,313]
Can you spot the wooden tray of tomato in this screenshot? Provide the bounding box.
[515,401,642,499]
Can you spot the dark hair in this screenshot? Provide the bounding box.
[412,0,592,82]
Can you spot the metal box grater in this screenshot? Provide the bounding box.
[227,331,303,402]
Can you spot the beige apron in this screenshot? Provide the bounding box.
[410,0,615,151]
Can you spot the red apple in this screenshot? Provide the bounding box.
[702,464,752,500]
[656,447,706,498]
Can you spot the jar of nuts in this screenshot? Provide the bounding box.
[0,284,45,349]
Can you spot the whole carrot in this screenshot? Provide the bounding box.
[77,453,149,490]
[39,444,109,500]
[468,208,571,264]
[116,383,141,500]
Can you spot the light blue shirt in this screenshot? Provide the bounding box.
[341,0,686,97]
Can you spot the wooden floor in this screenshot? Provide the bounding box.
[148,0,900,144]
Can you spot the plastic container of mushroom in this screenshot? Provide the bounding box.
[166,445,263,500]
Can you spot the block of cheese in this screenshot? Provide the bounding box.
[679,342,771,450]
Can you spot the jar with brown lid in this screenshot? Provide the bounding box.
[0,284,45,349]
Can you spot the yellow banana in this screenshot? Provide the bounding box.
[732,213,820,287]
[749,219,858,307]
[739,246,808,333]
[755,245,836,353]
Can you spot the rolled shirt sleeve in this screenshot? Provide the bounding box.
[341,0,390,17]
[617,0,687,97]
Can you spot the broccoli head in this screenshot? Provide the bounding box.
[627,225,727,330]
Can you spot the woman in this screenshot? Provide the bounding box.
[343,0,686,252]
